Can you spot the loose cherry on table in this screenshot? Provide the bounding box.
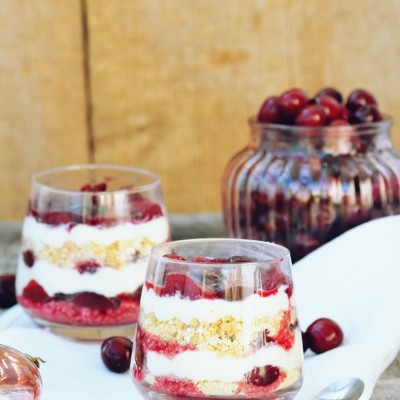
[0,273,17,308]
[101,336,133,373]
[302,317,344,354]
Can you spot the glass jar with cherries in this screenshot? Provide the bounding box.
[222,88,400,263]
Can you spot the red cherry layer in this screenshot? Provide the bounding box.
[257,87,383,127]
[146,255,292,301]
[18,280,142,326]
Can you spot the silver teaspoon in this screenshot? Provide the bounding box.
[314,377,365,400]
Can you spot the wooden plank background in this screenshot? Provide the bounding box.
[2,0,400,221]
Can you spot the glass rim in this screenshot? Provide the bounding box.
[31,163,161,195]
[248,115,393,136]
[151,238,290,264]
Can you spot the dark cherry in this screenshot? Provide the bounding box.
[0,274,17,308]
[257,96,280,124]
[349,105,383,124]
[75,261,101,274]
[301,331,309,352]
[23,250,35,267]
[22,280,49,304]
[315,95,342,122]
[315,87,343,103]
[247,365,280,386]
[72,292,120,312]
[346,89,378,112]
[277,88,309,122]
[306,318,344,354]
[294,104,326,127]
[101,336,133,373]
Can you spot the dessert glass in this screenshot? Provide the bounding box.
[132,238,303,399]
[16,164,170,340]
[222,117,400,262]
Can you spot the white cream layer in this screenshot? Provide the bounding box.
[140,286,290,323]
[22,215,169,250]
[16,258,147,298]
[146,330,303,382]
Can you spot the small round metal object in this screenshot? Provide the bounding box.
[315,377,365,400]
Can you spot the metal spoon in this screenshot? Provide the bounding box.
[314,377,365,400]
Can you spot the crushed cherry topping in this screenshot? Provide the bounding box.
[247,365,280,387]
[0,274,17,308]
[23,250,35,267]
[75,261,101,274]
[68,292,120,312]
[160,273,217,300]
[80,182,107,192]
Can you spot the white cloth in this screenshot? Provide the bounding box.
[0,215,399,399]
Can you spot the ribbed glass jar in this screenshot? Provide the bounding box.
[222,117,400,263]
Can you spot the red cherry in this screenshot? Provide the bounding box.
[315,95,342,122]
[72,292,119,312]
[349,105,383,124]
[75,261,101,274]
[277,88,309,123]
[247,365,280,386]
[21,280,49,304]
[0,274,17,308]
[257,96,280,123]
[294,104,326,127]
[306,318,344,354]
[23,250,35,267]
[340,105,351,121]
[101,336,133,373]
[315,87,343,103]
[346,89,378,112]
[162,273,217,300]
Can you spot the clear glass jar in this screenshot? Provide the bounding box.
[222,117,400,263]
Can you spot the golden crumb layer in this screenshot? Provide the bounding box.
[140,310,297,356]
[37,236,155,269]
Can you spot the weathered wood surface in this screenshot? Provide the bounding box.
[2,1,400,221]
[0,217,398,399]
[0,0,89,221]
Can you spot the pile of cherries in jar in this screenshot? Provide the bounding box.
[257,87,383,126]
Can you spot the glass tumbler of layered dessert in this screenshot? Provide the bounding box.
[132,238,303,399]
[16,164,170,339]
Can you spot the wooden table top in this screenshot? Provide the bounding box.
[0,214,398,399]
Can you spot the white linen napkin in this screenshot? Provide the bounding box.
[0,215,399,399]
